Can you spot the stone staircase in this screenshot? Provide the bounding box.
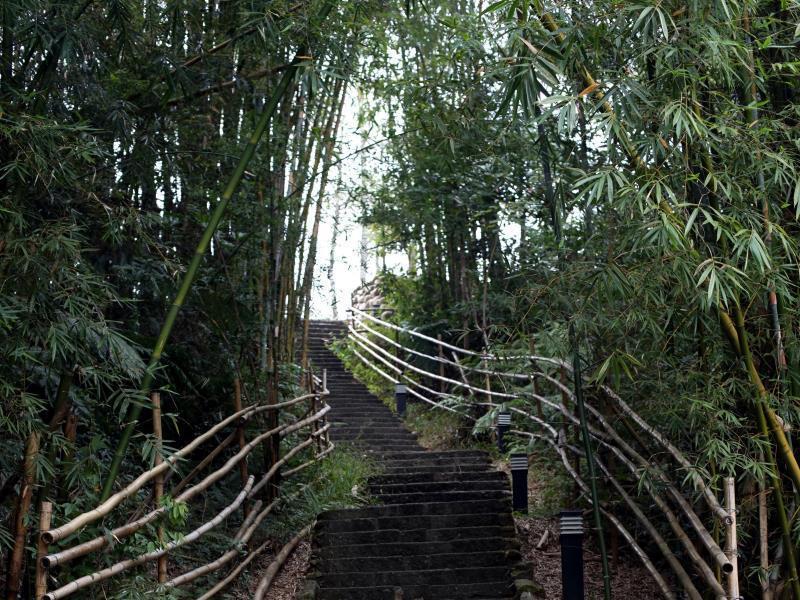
[302,320,527,600]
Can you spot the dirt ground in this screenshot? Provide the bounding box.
[516,515,667,599]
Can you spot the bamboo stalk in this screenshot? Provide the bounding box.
[43,477,255,600]
[233,378,249,516]
[734,307,800,600]
[45,404,256,544]
[6,430,40,600]
[351,307,567,367]
[99,0,336,501]
[43,422,286,567]
[725,477,740,600]
[35,502,52,600]
[152,392,167,585]
[759,481,772,600]
[164,499,270,588]
[529,432,675,599]
[253,524,314,600]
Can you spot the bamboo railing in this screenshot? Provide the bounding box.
[346,307,740,600]
[36,369,332,600]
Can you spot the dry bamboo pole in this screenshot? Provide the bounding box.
[358,317,546,380]
[351,307,567,367]
[248,436,315,498]
[164,499,269,588]
[350,326,516,399]
[517,431,675,599]
[349,342,473,418]
[600,385,730,522]
[42,422,286,567]
[759,481,772,600]
[594,441,725,595]
[197,538,270,600]
[233,378,249,516]
[43,477,254,600]
[253,523,314,600]
[6,430,40,600]
[152,392,167,585]
[44,393,318,547]
[438,334,446,392]
[588,450,703,600]
[44,404,257,543]
[35,501,52,600]
[725,477,740,600]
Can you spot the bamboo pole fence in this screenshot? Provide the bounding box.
[36,370,333,600]
[346,308,741,600]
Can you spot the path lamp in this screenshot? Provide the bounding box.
[395,382,407,417]
[510,453,528,512]
[496,412,511,453]
[559,510,585,600]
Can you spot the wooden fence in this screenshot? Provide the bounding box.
[35,369,332,600]
[347,307,740,600]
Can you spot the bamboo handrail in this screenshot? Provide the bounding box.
[43,422,287,567]
[349,316,735,592]
[253,523,314,599]
[350,307,568,367]
[44,404,258,544]
[350,326,518,399]
[44,392,321,545]
[43,477,254,600]
[350,344,474,418]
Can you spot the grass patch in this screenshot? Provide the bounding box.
[261,445,380,541]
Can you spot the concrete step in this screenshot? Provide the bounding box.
[315,536,519,559]
[317,525,516,552]
[370,479,509,495]
[317,565,513,589]
[316,511,513,534]
[316,582,515,600]
[318,549,519,573]
[319,500,511,521]
[371,471,505,485]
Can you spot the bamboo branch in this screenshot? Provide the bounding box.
[99,0,336,500]
[43,422,286,566]
[43,477,255,600]
[253,524,314,599]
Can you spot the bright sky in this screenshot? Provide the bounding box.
[309,87,405,319]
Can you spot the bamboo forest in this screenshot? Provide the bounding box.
[2,0,800,598]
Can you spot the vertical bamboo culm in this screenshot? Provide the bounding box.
[152,392,167,585]
[759,482,772,600]
[437,335,445,393]
[724,477,739,600]
[35,501,52,600]
[233,378,249,517]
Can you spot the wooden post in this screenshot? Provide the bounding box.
[437,335,446,393]
[233,378,250,517]
[759,482,772,600]
[529,337,544,420]
[725,477,740,600]
[152,392,167,584]
[35,501,52,600]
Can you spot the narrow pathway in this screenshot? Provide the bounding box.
[303,321,525,600]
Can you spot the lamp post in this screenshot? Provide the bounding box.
[559,510,585,600]
[395,382,407,416]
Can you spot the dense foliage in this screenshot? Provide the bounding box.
[354,0,800,597]
[3,0,800,597]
